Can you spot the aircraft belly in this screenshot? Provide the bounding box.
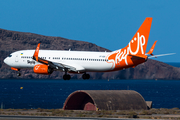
[82,62,111,72]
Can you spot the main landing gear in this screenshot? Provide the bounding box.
[63,70,71,80]
[63,74,71,80]
[63,72,90,80]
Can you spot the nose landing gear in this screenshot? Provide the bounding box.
[11,67,21,76]
[17,72,21,76]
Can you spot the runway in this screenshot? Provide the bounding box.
[0,115,154,120]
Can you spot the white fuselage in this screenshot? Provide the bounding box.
[4,50,113,72]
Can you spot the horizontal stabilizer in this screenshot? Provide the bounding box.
[128,54,147,60]
[148,53,176,58]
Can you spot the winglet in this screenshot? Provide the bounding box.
[146,40,157,57]
[33,43,40,61]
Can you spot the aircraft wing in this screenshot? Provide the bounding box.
[32,43,85,72]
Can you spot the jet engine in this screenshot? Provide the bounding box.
[33,64,53,75]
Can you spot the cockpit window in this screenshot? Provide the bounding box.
[8,55,12,57]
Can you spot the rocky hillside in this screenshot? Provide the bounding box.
[1,28,180,80]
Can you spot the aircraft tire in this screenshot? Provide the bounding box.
[67,74,71,80]
[82,74,86,80]
[63,74,71,80]
[17,73,21,76]
[63,75,67,80]
[82,74,90,80]
[86,74,90,79]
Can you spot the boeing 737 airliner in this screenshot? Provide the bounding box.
[3,17,174,80]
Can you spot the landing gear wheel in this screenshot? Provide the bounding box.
[82,74,86,80]
[63,74,71,80]
[82,73,90,80]
[17,73,21,76]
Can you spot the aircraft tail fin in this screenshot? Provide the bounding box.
[123,17,153,55]
[106,18,153,68]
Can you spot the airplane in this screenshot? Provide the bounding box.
[3,17,175,80]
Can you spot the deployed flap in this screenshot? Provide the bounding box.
[57,62,85,72]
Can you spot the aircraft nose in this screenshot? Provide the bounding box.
[4,57,8,65]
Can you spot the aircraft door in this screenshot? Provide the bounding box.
[15,54,18,62]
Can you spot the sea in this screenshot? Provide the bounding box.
[0,79,180,109]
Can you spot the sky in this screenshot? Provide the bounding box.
[0,0,180,62]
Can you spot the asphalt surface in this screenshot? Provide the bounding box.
[0,115,156,120]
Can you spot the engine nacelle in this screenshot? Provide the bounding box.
[33,64,53,75]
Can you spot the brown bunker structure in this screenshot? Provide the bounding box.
[63,90,148,111]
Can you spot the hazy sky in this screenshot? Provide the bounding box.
[0,0,180,62]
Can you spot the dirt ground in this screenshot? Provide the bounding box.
[1,108,180,119]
